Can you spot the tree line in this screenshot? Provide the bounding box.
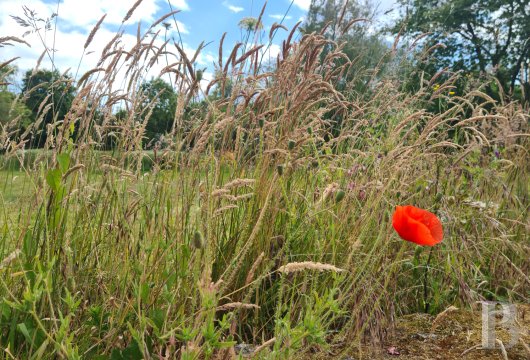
[1,0,528,149]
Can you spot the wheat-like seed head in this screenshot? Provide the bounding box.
[277,261,345,274]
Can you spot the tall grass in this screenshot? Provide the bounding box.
[0,5,528,359]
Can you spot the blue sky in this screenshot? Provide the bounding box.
[0,0,397,89]
[175,1,307,44]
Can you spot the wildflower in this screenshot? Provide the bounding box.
[358,189,366,201]
[448,91,455,95]
[494,149,500,159]
[433,84,440,91]
[392,205,443,246]
[347,164,359,177]
[347,181,355,192]
[238,17,263,32]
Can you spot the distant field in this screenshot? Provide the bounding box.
[0,170,33,204]
[0,149,158,172]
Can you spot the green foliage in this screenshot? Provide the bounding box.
[0,65,32,132]
[0,64,18,90]
[138,78,177,146]
[0,91,32,127]
[301,0,389,96]
[395,0,530,103]
[21,69,75,148]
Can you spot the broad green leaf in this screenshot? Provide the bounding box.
[17,322,31,343]
[23,231,35,258]
[45,169,62,191]
[57,153,70,174]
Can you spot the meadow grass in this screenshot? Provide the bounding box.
[0,7,528,359]
[0,170,31,203]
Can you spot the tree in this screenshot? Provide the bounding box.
[139,78,177,146]
[0,91,32,128]
[300,0,389,95]
[22,69,75,147]
[0,64,17,90]
[395,0,530,102]
[298,0,390,139]
[0,65,32,145]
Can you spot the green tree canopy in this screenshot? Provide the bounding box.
[395,0,530,101]
[300,0,389,95]
[139,78,177,146]
[0,91,32,128]
[0,65,33,145]
[22,69,75,147]
[0,64,17,90]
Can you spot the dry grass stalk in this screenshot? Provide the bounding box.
[122,0,144,23]
[84,14,107,49]
[219,174,278,292]
[211,188,230,197]
[253,337,276,354]
[216,302,260,311]
[78,68,105,86]
[431,305,458,330]
[214,205,239,216]
[223,179,255,190]
[0,250,21,269]
[520,338,530,357]
[277,262,345,274]
[245,252,265,286]
[149,10,180,30]
[495,339,509,360]
[0,36,30,47]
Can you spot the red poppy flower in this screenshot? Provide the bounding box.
[392,205,443,246]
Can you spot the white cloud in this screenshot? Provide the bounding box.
[0,0,196,94]
[58,0,161,26]
[179,44,218,69]
[1,0,189,29]
[199,71,213,94]
[260,43,281,61]
[167,20,189,35]
[228,5,244,13]
[269,14,292,20]
[222,2,244,13]
[200,52,217,66]
[292,0,311,11]
[0,0,220,103]
[268,44,282,59]
[171,0,190,11]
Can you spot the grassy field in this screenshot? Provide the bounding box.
[0,12,529,360]
[1,170,31,203]
[0,138,527,359]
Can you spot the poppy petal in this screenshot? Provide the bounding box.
[392,205,443,246]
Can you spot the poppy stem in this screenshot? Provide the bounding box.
[423,246,434,313]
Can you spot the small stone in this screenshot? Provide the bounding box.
[234,343,255,356]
